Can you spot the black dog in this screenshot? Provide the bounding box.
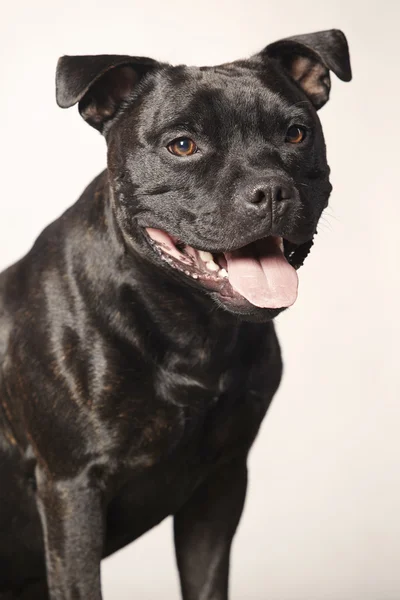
[0,29,351,599]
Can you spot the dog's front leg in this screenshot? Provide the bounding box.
[35,467,104,600]
[174,458,247,600]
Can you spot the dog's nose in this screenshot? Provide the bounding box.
[248,183,293,206]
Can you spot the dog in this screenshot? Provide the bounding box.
[0,29,351,599]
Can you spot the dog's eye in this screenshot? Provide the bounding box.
[285,126,307,144]
[167,137,198,157]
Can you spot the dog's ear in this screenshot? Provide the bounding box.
[56,54,160,131]
[261,29,351,109]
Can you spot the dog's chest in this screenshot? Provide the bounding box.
[110,362,250,468]
[98,321,280,476]
[103,370,269,555]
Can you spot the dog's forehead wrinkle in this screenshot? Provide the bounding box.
[141,84,301,145]
[143,63,295,122]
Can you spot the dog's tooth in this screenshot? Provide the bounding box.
[191,273,199,279]
[277,237,284,252]
[206,261,219,272]
[199,251,213,263]
[220,268,228,278]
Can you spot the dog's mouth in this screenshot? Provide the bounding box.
[145,228,314,310]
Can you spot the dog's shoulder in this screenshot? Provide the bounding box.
[0,171,108,366]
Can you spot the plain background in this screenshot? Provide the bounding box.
[1,1,399,599]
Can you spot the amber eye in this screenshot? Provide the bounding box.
[285,125,307,144]
[167,137,198,157]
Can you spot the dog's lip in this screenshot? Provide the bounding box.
[142,226,314,272]
[142,227,315,310]
[139,220,313,255]
[144,227,230,281]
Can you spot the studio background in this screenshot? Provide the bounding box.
[0,1,398,599]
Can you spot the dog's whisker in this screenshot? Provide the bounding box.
[317,218,334,233]
[322,208,342,224]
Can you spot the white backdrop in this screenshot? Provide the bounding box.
[1,1,399,599]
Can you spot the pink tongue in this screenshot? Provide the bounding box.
[225,238,299,309]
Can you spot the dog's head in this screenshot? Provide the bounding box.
[56,29,351,321]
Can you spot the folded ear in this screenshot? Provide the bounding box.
[56,54,160,131]
[262,29,352,110]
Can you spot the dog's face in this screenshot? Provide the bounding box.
[56,30,351,321]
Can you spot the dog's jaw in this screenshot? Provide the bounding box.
[145,227,307,312]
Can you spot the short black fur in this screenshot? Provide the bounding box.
[0,29,351,599]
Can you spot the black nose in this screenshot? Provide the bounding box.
[248,183,293,206]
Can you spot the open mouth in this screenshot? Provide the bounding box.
[145,228,314,310]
